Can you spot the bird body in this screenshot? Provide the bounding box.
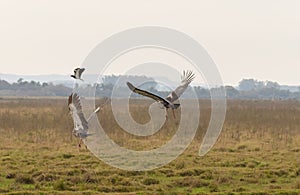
[68,93,100,148]
[71,68,85,81]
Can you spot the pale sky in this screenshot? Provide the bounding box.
[0,0,299,85]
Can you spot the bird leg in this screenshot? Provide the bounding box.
[172,109,176,119]
[76,138,81,152]
[78,138,88,150]
[78,138,82,149]
[83,138,88,150]
[165,108,168,120]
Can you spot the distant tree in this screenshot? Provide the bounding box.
[17,78,24,84]
[0,75,298,99]
[148,86,158,93]
[256,81,265,90]
[0,80,11,90]
[193,86,210,98]
[30,80,36,86]
[277,89,290,99]
[265,81,280,89]
[238,79,257,91]
[225,86,239,98]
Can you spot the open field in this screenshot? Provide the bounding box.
[0,98,300,194]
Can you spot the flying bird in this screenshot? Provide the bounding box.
[68,93,102,148]
[126,70,195,118]
[71,68,85,81]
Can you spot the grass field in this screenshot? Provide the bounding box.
[0,98,300,194]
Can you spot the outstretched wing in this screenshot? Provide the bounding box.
[127,82,169,105]
[74,68,80,74]
[78,68,85,78]
[74,68,85,78]
[166,70,195,102]
[68,93,88,131]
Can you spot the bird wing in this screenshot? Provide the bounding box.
[78,68,85,78]
[68,93,88,132]
[74,68,80,74]
[126,82,169,105]
[166,70,195,102]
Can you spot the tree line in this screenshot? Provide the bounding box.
[0,77,299,99]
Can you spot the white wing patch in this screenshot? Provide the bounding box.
[68,93,89,138]
[166,70,195,102]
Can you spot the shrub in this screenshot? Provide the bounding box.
[15,174,34,184]
[142,178,159,185]
[53,180,68,191]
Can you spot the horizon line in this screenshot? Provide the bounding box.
[0,72,299,86]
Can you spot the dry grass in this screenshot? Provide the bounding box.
[0,98,300,194]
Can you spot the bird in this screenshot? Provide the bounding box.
[71,68,85,81]
[68,93,102,148]
[126,70,195,118]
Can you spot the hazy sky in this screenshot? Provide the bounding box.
[0,0,299,85]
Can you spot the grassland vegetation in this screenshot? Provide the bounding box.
[0,98,299,194]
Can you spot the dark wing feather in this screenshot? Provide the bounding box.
[74,68,80,74]
[68,94,72,109]
[78,68,85,77]
[127,82,169,105]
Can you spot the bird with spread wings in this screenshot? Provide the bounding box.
[70,68,85,81]
[68,93,107,148]
[127,70,195,118]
